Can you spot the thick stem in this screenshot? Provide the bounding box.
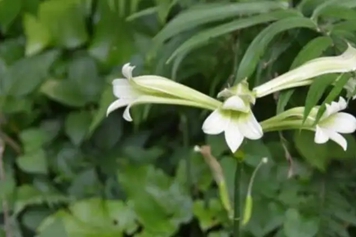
[233,161,243,237]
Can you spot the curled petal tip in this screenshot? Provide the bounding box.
[122,63,135,79]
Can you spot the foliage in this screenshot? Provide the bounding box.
[1,0,356,237]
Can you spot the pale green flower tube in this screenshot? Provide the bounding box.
[253,44,356,98]
[107,63,222,121]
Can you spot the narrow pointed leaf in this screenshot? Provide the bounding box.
[167,9,300,63]
[303,74,337,123]
[154,1,289,44]
[314,74,350,124]
[291,36,333,69]
[311,0,356,20]
[235,17,317,85]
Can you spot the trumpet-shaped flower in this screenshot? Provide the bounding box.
[107,63,222,121]
[202,83,262,153]
[314,97,356,150]
[253,44,356,97]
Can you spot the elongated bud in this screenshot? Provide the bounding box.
[242,157,268,225]
[254,44,356,97]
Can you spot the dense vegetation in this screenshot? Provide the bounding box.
[1,0,356,237]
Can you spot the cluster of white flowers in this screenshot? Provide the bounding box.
[107,44,356,153]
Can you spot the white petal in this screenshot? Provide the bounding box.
[325,112,356,134]
[224,116,244,153]
[106,99,133,116]
[122,63,135,79]
[202,109,228,135]
[112,79,141,99]
[337,97,347,110]
[238,112,263,139]
[123,106,133,122]
[328,130,348,151]
[222,96,249,112]
[325,97,347,116]
[314,126,329,144]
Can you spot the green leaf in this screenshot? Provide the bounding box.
[303,74,337,123]
[20,128,51,153]
[311,0,356,20]
[193,199,227,231]
[276,89,294,113]
[118,164,193,236]
[68,56,102,102]
[235,17,317,84]
[38,0,88,48]
[167,9,300,63]
[3,50,60,96]
[294,131,330,171]
[290,36,333,69]
[277,36,333,114]
[0,0,21,32]
[315,74,350,124]
[23,13,51,56]
[65,111,92,146]
[88,86,115,136]
[317,6,356,21]
[154,1,289,44]
[89,1,134,68]
[40,79,87,107]
[17,149,48,174]
[37,218,68,237]
[283,208,319,237]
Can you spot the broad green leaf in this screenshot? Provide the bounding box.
[167,9,300,63]
[68,56,102,102]
[235,17,317,84]
[37,218,68,237]
[0,38,24,65]
[303,74,337,123]
[22,209,52,231]
[3,50,60,96]
[283,208,319,237]
[118,165,193,235]
[38,0,88,48]
[154,1,289,44]
[65,111,92,146]
[89,1,134,68]
[193,199,227,231]
[294,131,330,171]
[290,36,333,69]
[0,0,21,32]
[20,128,51,153]
[40,79,87,107]
[23,13,51,56]
[16,149,48,174]
[38,199,137,237]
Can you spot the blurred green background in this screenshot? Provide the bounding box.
[1,0,356,236]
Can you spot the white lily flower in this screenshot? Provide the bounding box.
[253,44,356,97]
[202,83,262,153]
[107,63,222,121]
[314,97,356,150]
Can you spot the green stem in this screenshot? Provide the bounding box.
[233,161,243,237]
